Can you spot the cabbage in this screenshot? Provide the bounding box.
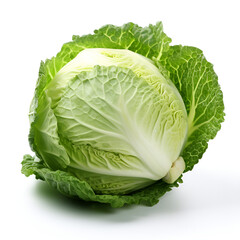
[22,22,224,207]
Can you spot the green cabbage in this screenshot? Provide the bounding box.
[22,22,224,207]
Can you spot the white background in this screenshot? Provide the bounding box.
[1,0,240,239]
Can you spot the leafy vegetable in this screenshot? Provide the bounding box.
[22,21,224,207]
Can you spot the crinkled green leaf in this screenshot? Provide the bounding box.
[90,21,171,59]
[159,45,224,170]
[22,155,181,207]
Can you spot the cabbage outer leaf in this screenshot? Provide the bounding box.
[159,46,224,170]
[22,155,181,207]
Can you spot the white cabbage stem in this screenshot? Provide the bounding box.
[162,157,185,184]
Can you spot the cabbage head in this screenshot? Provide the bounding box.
[22,22,224,207]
